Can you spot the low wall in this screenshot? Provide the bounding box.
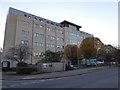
[37,62,65,73]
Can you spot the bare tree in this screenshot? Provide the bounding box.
[3,44,32,64]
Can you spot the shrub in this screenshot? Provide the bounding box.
[17,62,28,67]
[16,62,37,75]
[16,67,37,75]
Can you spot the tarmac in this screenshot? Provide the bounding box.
[1,66,112,81]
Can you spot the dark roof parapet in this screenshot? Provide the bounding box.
[60,20,82,29]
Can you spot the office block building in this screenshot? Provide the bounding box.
[3,7,93,67]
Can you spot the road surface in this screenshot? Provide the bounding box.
[2,67,118,88]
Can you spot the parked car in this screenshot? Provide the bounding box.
[65,64,77,71]
[96,60,104,65]
[70,65,77,69]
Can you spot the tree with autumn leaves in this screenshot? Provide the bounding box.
[64,37,119,65]
[64,45,78,65]
[78,37,97,59]
[64,37,101,65]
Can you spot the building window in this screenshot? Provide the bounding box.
[51,36,55,40]
[34,24,44,29]
[22,21,30,26]
[52,44,55,48]
[47,21,50,24]
[22,30,25,35]
[52,29,55,32]
[34,24,39,28]
[57,30,63,34]
[57,45,64,49]
[28,16,31,18]
[60,25,63,27]
[68,29,77,44]
[22,30,29,35]
[46,35,51,39]
[40,25,44,28]
[21,40,28,45]
[46,27,55,32]
[46,35,55,40]
[46,43,55,48]
[39,43,44,47]
[39,34,44,38]
[34,17,37,20]
[51,22,54,25]
[46,43,51,48]
[34,33,39,37]
[33,52,41,57]
[57,37,64,42]
[39,19,43,22]
[33,42,39,46]
[24,14,27,17]
[35,52,39,57]
[57,45,60,49]
[33,42,44,47]
[46,27,50,31]
[34,33,44,38]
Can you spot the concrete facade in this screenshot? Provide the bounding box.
[3,7,93,67]
[80,31,93,45]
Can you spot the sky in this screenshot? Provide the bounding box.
[0,0,118,49]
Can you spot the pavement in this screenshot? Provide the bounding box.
[2,66,112,81]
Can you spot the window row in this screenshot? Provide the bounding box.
[22,21,30,26]
[57,45,64,49]
[33,41,64,49]
[46,43,55,48]
[34,33,55,40]
[57,30,64,34]
[33,42,44,47]
[57,37,64,42]
[33,52,41,57]
[24,14,63,27]
[21,23,64,35]
[21,40,28,45]
[21,40,64,49]
[46,35,55,40]
[46,27,55,32]
[47,28,64,34]
[69,39,77,44]
[34,33,44,38]
[34,24,44,29]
